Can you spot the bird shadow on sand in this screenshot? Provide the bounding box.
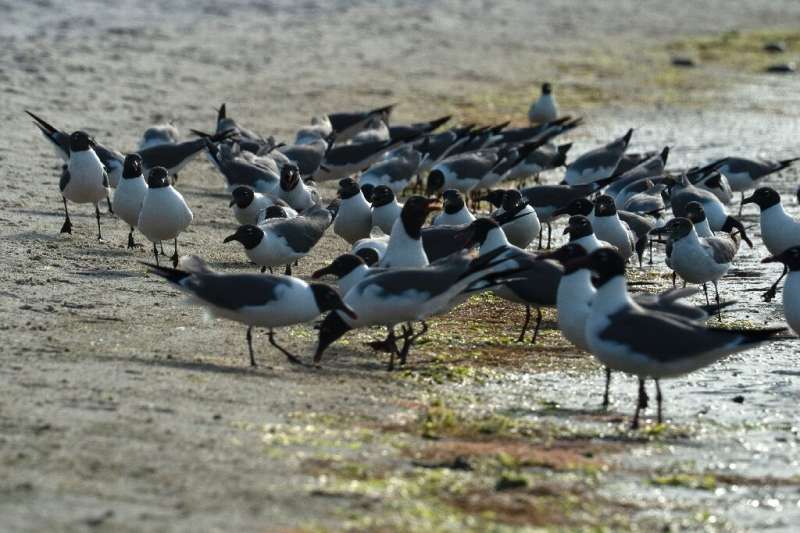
[5,230,64,241]
[127,355,285,379]
[74,269,142,279]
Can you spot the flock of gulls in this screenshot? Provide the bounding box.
[26,82,800,429]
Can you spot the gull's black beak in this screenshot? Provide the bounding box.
[223,233,239,244]
[741,195,756,205]
[229,199,236,207]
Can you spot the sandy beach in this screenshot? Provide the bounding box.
[2,1,800,530]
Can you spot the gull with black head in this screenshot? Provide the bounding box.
[147,256,355,367]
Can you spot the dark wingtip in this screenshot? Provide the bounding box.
[25,110,58,134]
[622,128,634,144]
[217,103,227,123]
[660,146,670,163]
[429,115,452,130]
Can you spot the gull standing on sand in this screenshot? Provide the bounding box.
[370,186,403,235]
[528,83,559,125]
[651,218,734,315]
[138,167,193,267]
[380,196,441,268]
[314,247,523,368]
[743,187,800,301]
[112,154,148,248]
[147,256,356,367]
[432,190,475,226]
[592,196,636,261]
[59,131,111,239]
[577,248,784,428]
[563,215,613,253]
[489,189,540,250]
[333,178,373,244]
[712,156,799,209]
[278,163,319,212]
[224,203,333,275]
[456,218,563,343]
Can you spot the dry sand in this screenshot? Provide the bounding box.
[2,1,800,531]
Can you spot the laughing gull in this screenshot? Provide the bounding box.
[380,196,441,268]
[315,138,406,182]
[139,124,179,151]
[427,143,542,196]
[486,190,541,249]
[563,215,614,253]
[359,147,422,195]
[742,187,800,301]
[389,115,451,142]
[327,103,395,142]
[312,253,376,295]
[26,110,125,188]
[713,156,799,207]
[333,178,373,244]
[564,129,634,186]
[147,256,355,367]
[457,218,563,342]
[545,244,739,408]
[551,197,655,266]
[314,247,524,368]
[112,154,147,248]
[205,141,279,193]
[591,196,636,261]
[224,202,333,275]
[762,247,800,335]
[229,186,289,226]
[58,131,111,239]
[684,201,743,257]
[432,190,475,226]
[528,83,559,125]
[370,186,403,234]
[520,177,615,248]
[576,248,784,428]
[651,218,734,316]
[278,163,319,212]
[138,167,193,267]
[426,149,508,196]
[668,175,752,248]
